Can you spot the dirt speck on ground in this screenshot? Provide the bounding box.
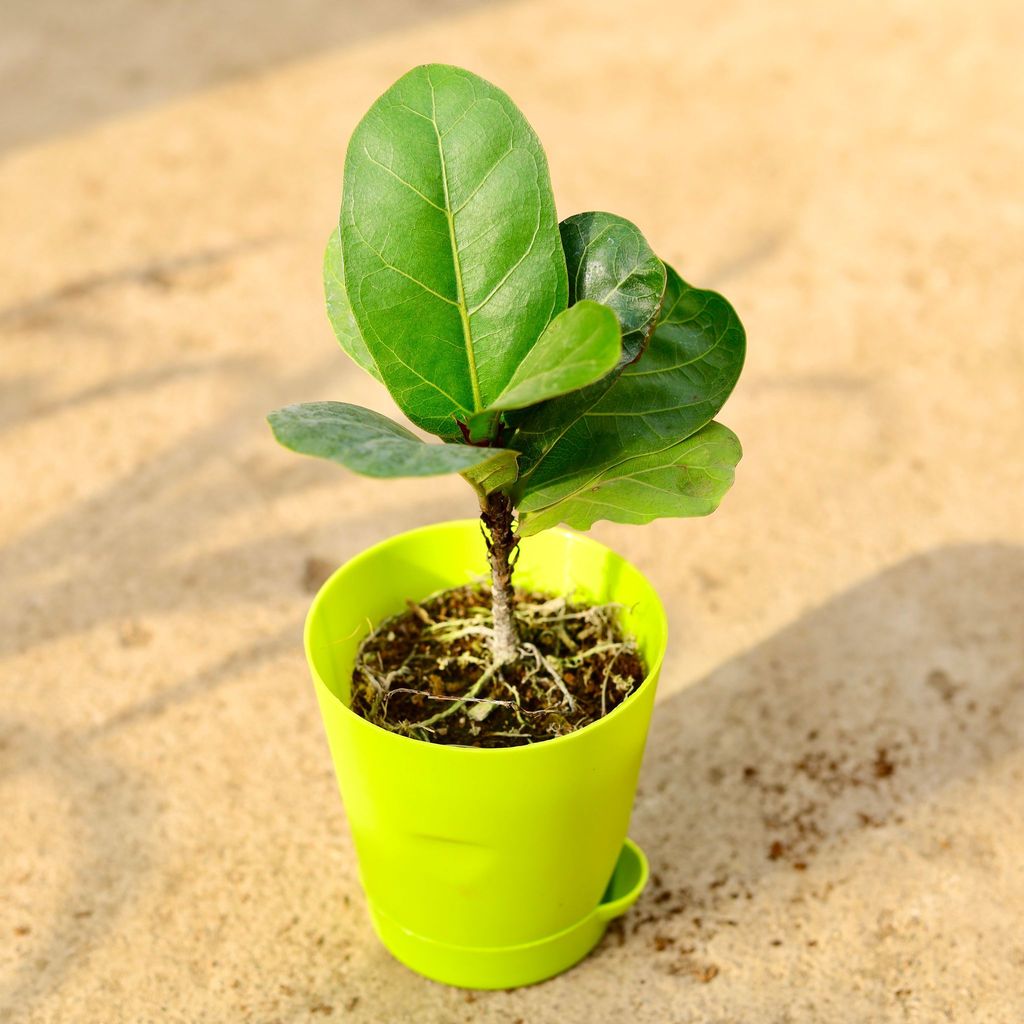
[301,556,335,594]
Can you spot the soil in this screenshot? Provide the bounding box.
[349,583,647,747]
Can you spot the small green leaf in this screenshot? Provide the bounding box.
[341,63,568,441]
[324,228,381,382]
[560,211,666,363]
[518,421,741,536]
[461,451,520,497]
[512,262,745,509]
[268,401,518,480]
[486,301,621,412]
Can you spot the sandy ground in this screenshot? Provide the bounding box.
[2,1,1023,1021]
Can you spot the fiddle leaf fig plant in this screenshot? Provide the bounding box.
[269,62,745,665]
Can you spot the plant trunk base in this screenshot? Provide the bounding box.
[481,492,519,662]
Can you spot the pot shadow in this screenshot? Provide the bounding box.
[614,541,1024,955]
[0,720,157,1018]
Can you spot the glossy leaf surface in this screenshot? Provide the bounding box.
[513,263,745,514]
[560,211,666,364]
[487,300,621,412]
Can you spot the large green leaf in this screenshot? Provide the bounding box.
[324,228,381,382]
[560,211,666,363]
[513,263,745,511]
[518,421,741,536]
[341,63,568,441]
[268,401,518,480]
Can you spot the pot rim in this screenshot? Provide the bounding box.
[304,519,668,756]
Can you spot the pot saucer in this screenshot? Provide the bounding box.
[367,838,649,989]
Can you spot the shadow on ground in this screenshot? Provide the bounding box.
[0,721,157,1015]
[4,540,1021,1014]
[603,541,1024,966]
[0,0,503,153]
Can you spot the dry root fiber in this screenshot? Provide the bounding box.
[350,584,646,747]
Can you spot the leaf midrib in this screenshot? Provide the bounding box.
[429,76,482,413]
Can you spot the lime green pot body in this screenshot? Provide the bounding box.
[304,521,667,988]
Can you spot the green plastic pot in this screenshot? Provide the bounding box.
[304,520,667,988]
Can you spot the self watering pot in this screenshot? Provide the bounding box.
[304,520,668,988]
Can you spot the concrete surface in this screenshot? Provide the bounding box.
[2,1,1023,1021]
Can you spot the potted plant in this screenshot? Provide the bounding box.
[268,63,745,989]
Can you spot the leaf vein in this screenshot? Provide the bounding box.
[361,147,445,211]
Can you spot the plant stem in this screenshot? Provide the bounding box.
[481,491,519,663]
